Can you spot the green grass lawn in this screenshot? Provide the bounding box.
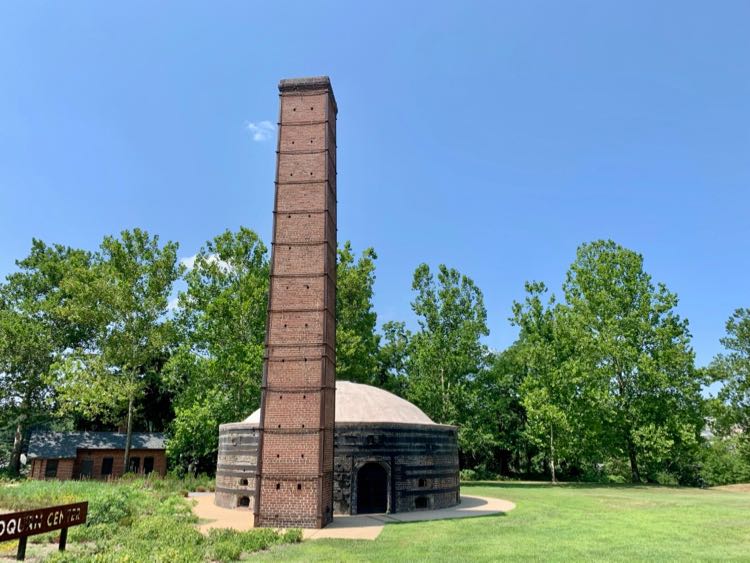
[2,479,749,561]
[258,482,750,562]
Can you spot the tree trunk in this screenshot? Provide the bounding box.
[626,434,640,483]
[123,394,134,473]
[8,417,25,476]
[549,425,557,484]
[439,367,447,421]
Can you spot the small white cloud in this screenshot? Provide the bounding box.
[180,253,232,273]
[180,254,198,270]
[246,120,276,142]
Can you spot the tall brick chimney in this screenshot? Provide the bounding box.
[254,77,337,529]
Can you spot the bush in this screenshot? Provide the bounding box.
[699,435,750,486]
[653,472,680,486]
[206,528,298,562]
[460,466,501,482]
[1,477,300,562]
[144,471,215,494]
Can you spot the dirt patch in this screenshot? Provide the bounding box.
[711,483,750,493]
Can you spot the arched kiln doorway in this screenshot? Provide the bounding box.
[356,462,388,514]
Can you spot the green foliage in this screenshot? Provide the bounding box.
[699,435,750,486]
[48,229,182,468]
[165,228,268,472]
[336,242,380,385]
[3,226,745,488]
[713,308,750,435]
[459,467,502,481]
[206,528,301,562]
[0,240,93,475]
[512,282,577,482]
[472,346,535,476]
[0,478,297,562]
[498,241,706,483]
[407,263,489,449]
[562,240,701,482]
[167,390,240,472]
[375,320,411,394]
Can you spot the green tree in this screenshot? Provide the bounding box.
[407,263,489,455]
[336,242,380,385]
[709,308,750,478]
[562,240,702,482]
[484,345,536,476]
[0,240,92,475]
[512,282,578,483]
[376,320,412,395]
[165,228,268,472]
[713,309,750,433]
[51,229,181,471]
[0,305,55,475]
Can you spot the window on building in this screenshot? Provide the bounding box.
[129,457,140,473]
[45,459,59,478]
[80,459,94,478]
[415,496,429,509]
[418,478,426,488]
[144,457,155,475]
[101,457,113,476]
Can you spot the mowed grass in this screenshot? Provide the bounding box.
[258,482,750,561]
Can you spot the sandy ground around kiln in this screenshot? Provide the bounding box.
[189,493,515,541]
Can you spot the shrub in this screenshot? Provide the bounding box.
[283,528,303,543]
[460,465,501,482]
[85,483,148,526]
[2,477,300,561]
[206,528,302,562]
[653,472,680,486]
[699,435,750,486]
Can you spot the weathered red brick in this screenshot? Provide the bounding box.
[256,77,337,529]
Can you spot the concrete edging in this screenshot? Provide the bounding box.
[189,493,515,541]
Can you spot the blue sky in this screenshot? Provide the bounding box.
[1,2,748,371]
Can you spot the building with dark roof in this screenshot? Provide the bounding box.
[27,431,167,480]
[216,382,460,515]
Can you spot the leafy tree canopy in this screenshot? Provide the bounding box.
[165,228,268,472]
[336,242,379,385]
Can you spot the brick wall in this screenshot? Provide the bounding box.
[255,76,337,529]
[217,421,460,515]
[28,450,167,481]
[333,424,460,515]
[74,449,167,479]
[215,424,258,508]
[29,458,75,480]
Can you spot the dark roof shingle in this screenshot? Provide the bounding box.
[27,431,166,459]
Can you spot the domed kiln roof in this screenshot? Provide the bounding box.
[243,381,436,425]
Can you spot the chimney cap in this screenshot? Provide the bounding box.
[279,76,332,91]
[279,76,337,113]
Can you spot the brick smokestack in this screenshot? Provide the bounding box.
[254,77,337,529]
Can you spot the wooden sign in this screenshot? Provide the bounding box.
[0,501,88,560]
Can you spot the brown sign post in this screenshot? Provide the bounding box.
[0,501,88,560]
